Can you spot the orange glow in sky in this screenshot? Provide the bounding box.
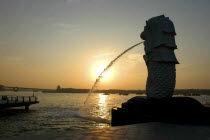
[0,0,210,89]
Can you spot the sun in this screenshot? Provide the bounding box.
[91,63,115,83]
[95,65,109,77]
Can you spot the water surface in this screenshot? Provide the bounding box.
[1,91,210,137]
[0,91,137,137]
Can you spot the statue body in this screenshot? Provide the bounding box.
[141,15,179,99]
[112,15,210,126]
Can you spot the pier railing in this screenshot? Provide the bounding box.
[0,95,38,104]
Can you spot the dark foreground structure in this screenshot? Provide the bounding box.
[112,15,210,126]
[112,97,210,126]
[0,95,39,111]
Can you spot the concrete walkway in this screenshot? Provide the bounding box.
[2,122,210,140]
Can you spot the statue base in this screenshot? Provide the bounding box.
[111,97,210,126]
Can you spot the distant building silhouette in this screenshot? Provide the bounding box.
[56,85,61,91]
[0,85,5,91]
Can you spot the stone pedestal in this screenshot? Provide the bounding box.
[111,97,210,126]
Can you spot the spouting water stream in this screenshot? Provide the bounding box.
[84,41,144,104]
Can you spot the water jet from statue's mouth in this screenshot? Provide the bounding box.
[84,41,144,104]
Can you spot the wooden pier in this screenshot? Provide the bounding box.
[0,95,39,111]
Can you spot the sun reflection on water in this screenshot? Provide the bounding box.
[98,93,109,119]
[99,93,107,105]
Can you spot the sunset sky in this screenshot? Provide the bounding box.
[0,0,209,89]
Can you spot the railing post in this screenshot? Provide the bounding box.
[16,96,18,103]
[25,105,29,112]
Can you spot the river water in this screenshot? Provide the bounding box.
[0,91,210,138]
[0,91,138,137]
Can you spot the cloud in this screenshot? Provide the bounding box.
[65,0,101,4]
[92,52,114,58]
[6,56,25,64]
[126,53,143,64]
[56,23,77,29]
[0,41,8,45]
[66,0,89,3]
[0,55,26,67]
[66,0,74,2]
[54,22,80,33]
[177,64,193,70]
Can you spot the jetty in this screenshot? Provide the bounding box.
[0,95,39,111]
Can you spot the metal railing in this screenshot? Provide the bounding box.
[0,95,38,104]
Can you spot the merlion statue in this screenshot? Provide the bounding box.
[112,15,210,126]
[140,15,179,99]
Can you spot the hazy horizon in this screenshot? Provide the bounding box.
[0,0,210,90]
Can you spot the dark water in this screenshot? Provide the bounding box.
[0,91,138,137]
[1,91,210,138]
